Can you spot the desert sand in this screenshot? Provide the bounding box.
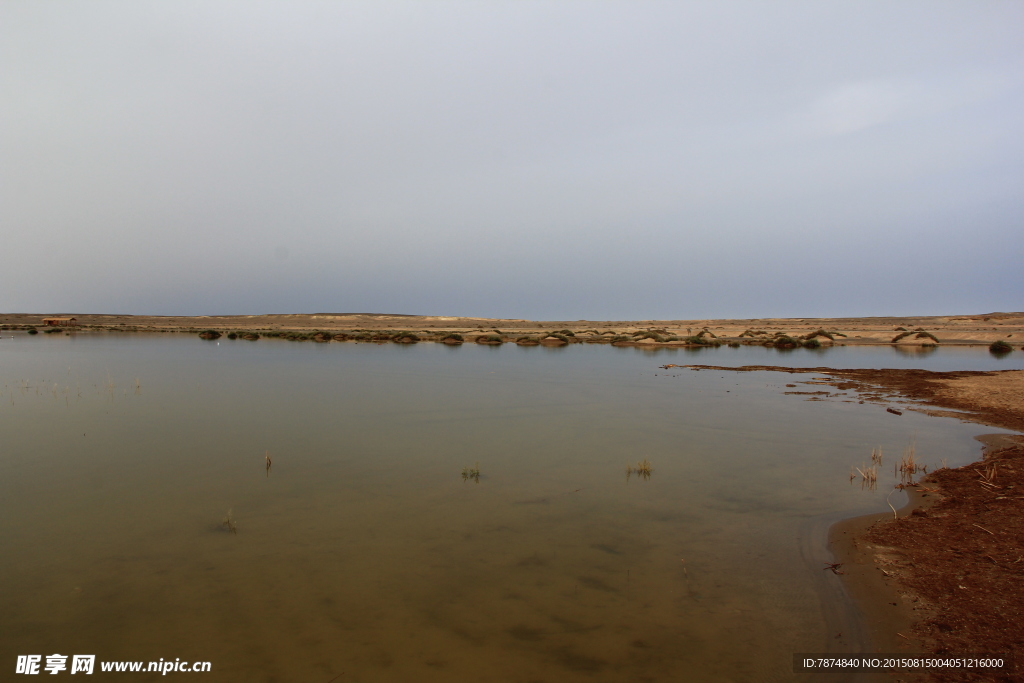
[2,311,1023,347]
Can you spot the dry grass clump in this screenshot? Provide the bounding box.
[626,458,653,481]
[222,509,238,534]
[851,458,876,491]
[853,464,878,489]
[462,463,481,483]
[897,440,926,485]
[849,448,884,489]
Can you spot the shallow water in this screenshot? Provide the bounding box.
[1,334,1018,682]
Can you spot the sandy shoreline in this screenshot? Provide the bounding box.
[2,311,1023,348]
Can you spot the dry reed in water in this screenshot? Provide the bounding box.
[626,458,653,481]
[897,440,926,485]
[855,463,878,490]
[462,463,481,483]
[222,509,237,535]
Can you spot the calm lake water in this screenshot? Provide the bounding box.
[2,334,1021,682]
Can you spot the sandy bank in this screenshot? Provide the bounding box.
[2,311,1023,348]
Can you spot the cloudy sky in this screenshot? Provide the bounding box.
[3,1,1022,320]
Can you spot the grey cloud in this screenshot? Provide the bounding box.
[2,1,1022,318]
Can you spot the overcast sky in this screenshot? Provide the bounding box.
[3,1,1022,320]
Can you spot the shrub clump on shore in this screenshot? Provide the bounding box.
[989,340,1013,354]
[441,333,463,345]
[801,328,835,341]
[769,335,800,349]
[892,329,938,344]
[682,335,721,347]
[540,333,570,345]
[198,330,221,340]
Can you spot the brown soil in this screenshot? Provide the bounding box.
[862,442,1024,682]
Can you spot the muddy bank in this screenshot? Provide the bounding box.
[678,364,1024,680]
[834,438,1024,682]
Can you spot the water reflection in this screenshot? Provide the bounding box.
[893,344,938,357]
